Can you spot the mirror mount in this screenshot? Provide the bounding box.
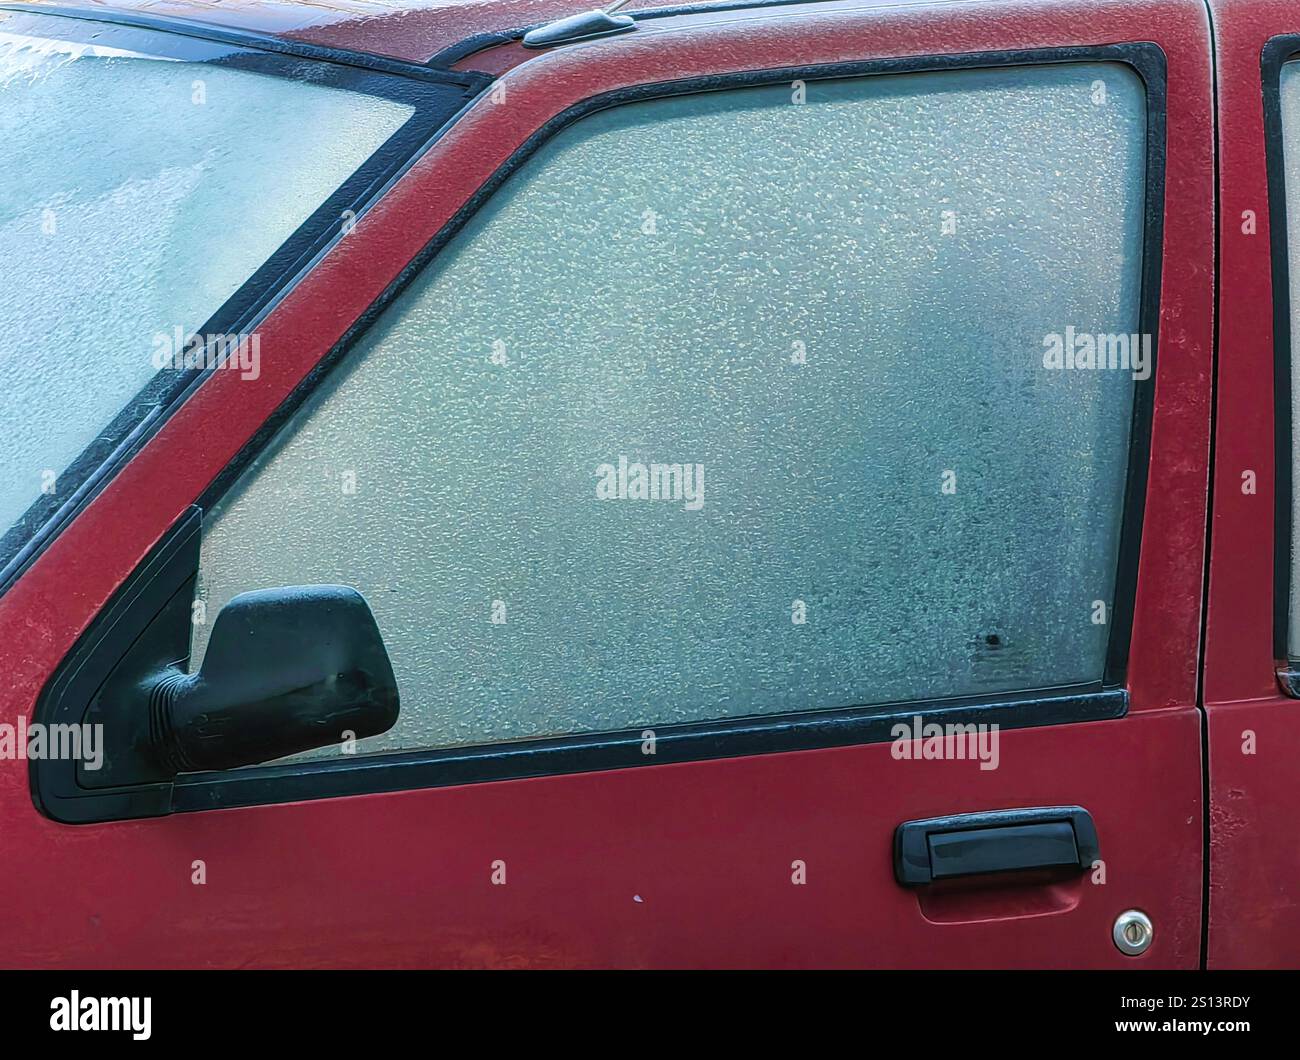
[30,508,400,824]
[144,585,399,774]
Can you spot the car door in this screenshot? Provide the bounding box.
[0,0,1213,968]
[1203,0,1300,969]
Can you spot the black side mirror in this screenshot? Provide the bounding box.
[32,512,403,823]
[146,585,399,773]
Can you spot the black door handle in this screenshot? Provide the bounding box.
[894,806,1100,886]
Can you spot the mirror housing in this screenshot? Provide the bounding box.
[146,585,399,773]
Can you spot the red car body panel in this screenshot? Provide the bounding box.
[24,0,704,61]
[1203,0,1300,969]
[0,0,1229,967]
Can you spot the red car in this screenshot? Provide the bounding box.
[0,0,1295,972]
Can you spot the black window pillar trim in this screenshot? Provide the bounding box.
[32,42,1164,823]
[1262,36,1300,693]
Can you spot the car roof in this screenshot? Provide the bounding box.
[11,0,818,64]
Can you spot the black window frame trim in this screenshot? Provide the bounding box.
[1261,36,1300,691]
[32,42,1166,822]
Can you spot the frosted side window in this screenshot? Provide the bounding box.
[194,63,1149,757]
[0,18,414,540]
[1279,62,1300,659]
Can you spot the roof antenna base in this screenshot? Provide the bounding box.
[521,9,637,49]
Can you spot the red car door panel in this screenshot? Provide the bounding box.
[0,0,1213,967]
[1204,0,1300,969]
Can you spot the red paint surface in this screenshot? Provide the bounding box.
[1203,0,1300,969]
[20,0,717,61]
[0,0,1213,967]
